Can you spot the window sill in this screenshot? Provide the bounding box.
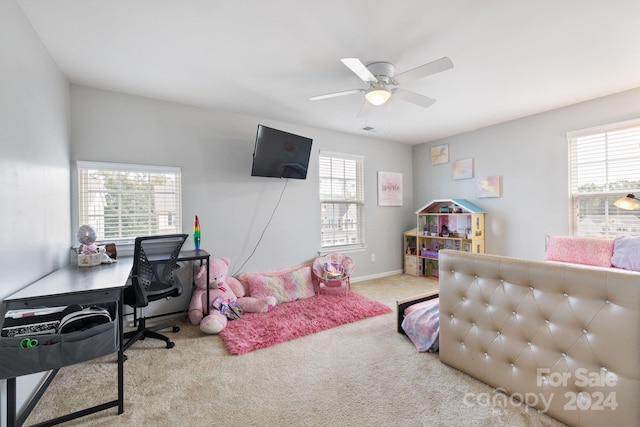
[71,242,135,259]
[318,246,367,256]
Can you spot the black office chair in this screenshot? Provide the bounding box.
[123,234,188,353]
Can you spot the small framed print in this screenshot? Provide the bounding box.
[377,171,403,206]
[477,175,502,198]
[453,158,473,180]
[431,144,449,165]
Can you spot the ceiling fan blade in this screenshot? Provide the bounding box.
[341,58,379,83]
[393,88,436,109]
[393,56,453,85]
[309,89,364,101]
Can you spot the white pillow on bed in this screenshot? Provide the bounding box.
[611,235,640,272]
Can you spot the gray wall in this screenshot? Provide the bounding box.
[0,0,70,422]
[70,85,415,279]
[413,87,640,260]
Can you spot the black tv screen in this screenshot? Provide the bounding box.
[251,125,313,179]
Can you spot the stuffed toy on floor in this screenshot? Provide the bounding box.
[189,257,276,334]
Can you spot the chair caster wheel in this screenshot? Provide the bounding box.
[172,326,180,333]
[167,341,175,349]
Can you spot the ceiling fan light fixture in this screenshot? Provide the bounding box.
[365,87,391,106]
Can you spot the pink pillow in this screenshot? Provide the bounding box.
[544,236,614,267]
[404,298,439,316]
[244,265,315,304]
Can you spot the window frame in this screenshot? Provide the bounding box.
[76,161,183,244]
[318,151,365,251]
[567,118,640,238]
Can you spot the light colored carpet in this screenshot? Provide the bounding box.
[25,275,566,426]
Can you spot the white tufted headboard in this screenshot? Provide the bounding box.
[438,250,640,427]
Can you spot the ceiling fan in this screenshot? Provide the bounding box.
[310,56,453,111]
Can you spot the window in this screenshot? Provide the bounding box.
[319,151,365,249]
[568,119,640,237]
[77,161,182,242]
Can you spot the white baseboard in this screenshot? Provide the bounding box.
[351,269,404,283]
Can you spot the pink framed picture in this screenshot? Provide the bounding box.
[377,171,403,206]
[477,176,501,198]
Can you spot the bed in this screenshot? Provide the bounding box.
[429,249,640,427]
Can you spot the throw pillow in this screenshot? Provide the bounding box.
[246,265,315,304]
[544,236,614,267]
[611,235,640,272]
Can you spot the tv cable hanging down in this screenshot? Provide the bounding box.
[234,124,313,275]
[233,178,289,276]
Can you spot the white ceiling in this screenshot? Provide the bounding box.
[16,0,640,145]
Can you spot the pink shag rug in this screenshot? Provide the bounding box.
[219,292,392,355]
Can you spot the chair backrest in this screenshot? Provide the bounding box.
[312,253,354,279]
[129,234,188,307]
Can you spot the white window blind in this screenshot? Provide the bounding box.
[568,119,640,237]
[319,151,365,249]
[77,161,182,242]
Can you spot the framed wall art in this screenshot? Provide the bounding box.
[431,144,449,165]
[377,171,403,206]
[477,175,502,198]
[453,158,473,180]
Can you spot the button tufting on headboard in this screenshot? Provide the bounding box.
[438,249,640,427]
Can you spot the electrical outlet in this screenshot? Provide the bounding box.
[371,253,376,262]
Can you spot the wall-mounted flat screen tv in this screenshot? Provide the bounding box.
[251,125,313,179]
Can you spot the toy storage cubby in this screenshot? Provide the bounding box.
[403,199,486,277]
[403,230,419,275]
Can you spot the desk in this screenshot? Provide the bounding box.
[1,249,210,427]
[2,261,132,427]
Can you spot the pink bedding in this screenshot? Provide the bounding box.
[403,297,438,316]
[401,298,440,353]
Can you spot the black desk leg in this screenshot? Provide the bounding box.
[117,293,124,414]
[200,257,210,316]
[7,377,16,427]
[206,258,210,316]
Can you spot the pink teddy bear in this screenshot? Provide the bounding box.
[188,257,276,334]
